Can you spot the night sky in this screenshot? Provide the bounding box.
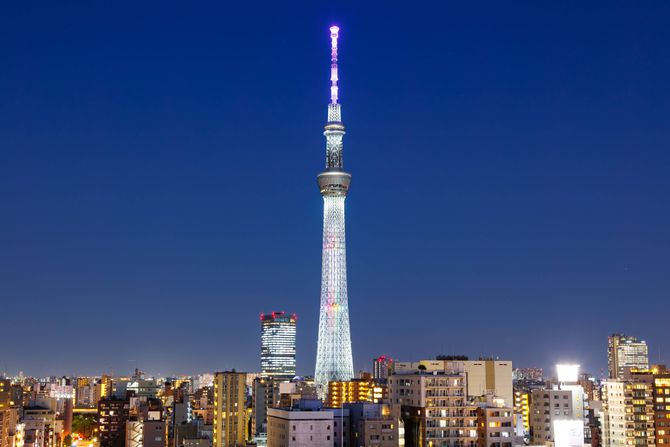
[1,1,669,378]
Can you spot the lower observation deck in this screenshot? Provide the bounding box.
[317,170,351,196]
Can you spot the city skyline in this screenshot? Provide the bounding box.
[1,1,669,377]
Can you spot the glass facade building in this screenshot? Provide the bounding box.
[260,312,297,379]
[608,333,649,379]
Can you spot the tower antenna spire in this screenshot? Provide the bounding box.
[330,25,339,104]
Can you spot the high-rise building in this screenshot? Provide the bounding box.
[608,333,649,379]
[260,312,297,379]
[622,368,670,446]
[601,381,626,446]
[251,377,281,439]
[212,372,246,447]
[601,379,655,446]
[314,25,355,392]
[652,374,670,446]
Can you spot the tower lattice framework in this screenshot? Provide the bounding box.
[314,25,354,392]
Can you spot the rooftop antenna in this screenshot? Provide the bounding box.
[329,26,339,104]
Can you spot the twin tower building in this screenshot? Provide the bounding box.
[261,26,355,392]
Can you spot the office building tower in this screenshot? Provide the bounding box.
[212,372,246,447]
[608,333,649,379]
[261,312,297,379]
[314,25,355,392]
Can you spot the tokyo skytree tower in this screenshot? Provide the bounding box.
[314,25,354,391]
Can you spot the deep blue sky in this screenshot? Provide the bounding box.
[1,1,669,378]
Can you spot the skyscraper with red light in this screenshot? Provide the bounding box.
[260,312,297,379]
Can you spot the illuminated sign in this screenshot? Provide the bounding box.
[556,364,580,383]
[554,419,583,447]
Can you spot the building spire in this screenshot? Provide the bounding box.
[330,25,339,104]
[327,26,342,124]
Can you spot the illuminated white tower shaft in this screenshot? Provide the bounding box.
[315,25,354,391]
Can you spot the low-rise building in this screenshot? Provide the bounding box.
[529,388,582,444]
[394,359,513,408]
[98,398,130,447]
[267,400,348,447]
[475,406,515,447]
[389,371,477,447]
[345,402,401,447]
[326,380,387,408]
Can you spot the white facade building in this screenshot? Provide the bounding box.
[601,381,626,447]
[529,388,583,444]
[267,404,348,447]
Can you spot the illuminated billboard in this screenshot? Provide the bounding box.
[554,419,583,447]
[556,364,580,383]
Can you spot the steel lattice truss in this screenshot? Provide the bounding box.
[315,196,354,389]
[314,26,354,393]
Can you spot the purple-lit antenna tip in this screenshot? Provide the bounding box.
[329,25,340,104]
